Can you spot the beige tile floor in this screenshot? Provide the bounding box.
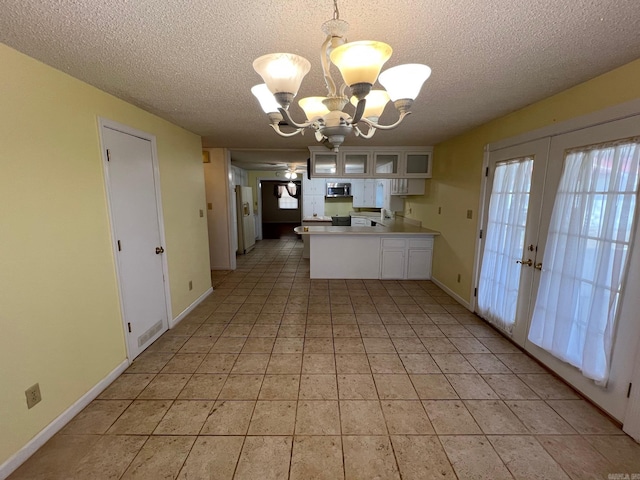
[9,238,640,479]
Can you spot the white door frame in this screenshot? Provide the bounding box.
[97,117,172,361]
[473,98,640,436]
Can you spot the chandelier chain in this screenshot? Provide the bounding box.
[333,0,340,19]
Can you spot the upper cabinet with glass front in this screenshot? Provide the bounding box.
[309,146,432,179]
[403,151,432,178]
[312,152,339,176]
[343,151,371,177]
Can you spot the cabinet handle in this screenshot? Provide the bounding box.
[516,259,532,267]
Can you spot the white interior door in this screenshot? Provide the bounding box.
[102,124,168,360]
[476,138,549,345]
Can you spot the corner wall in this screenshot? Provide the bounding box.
[409,58,640,301]
[0,44,210,467]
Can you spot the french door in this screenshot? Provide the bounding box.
[476,138,549,346]
[477,115,640,421]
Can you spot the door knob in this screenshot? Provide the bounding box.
[534,262,543,270]
[516,259,533,267]
[155,246,165,254]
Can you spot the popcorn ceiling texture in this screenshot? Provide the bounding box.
[1,0,639,151]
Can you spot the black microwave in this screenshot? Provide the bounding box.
[326,182,352,198]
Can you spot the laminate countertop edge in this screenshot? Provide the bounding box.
[294,225,440,235]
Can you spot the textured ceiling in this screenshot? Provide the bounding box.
[2,0,640,170]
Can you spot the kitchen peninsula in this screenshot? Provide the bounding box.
[294,216,439,280]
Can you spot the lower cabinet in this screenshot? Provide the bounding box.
[380,237,433,279]
[380,248,406,279]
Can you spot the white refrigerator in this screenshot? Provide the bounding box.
[235,186,256,254]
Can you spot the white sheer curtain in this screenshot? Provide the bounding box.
[478,158,534,333]
[528,139,640,384]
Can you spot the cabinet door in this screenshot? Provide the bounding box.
[403,151,432,178]
[407,249,432,279]
[312,195,325,216]
[374,153,401,177]
[343,152,371,177]
[380,249,406,279]
[363,179,376,207]
[312,153,339,177]
[302,194,314,217]
[351,179,366,207]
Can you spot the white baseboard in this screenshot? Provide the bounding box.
[430,276,473,311]
[0,360,129,480]
[169,287,213,329]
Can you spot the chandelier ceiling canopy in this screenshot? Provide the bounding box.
[251,0,431,152]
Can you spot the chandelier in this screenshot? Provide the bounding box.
[251,0,431,152]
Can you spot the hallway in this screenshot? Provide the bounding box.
[9,238,640,479]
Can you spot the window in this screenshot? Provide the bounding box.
[278,186,298,209]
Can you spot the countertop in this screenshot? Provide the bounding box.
[294,217,440,236]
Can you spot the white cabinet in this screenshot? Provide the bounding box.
[381,248,406,279]
[391,178,425,195]
[374,152,401,177]
[351,216,372,226]
[302,176,326,217]
[352,179,378,207]
[304,176,326,195]
[343,151,371,177]
[380,237,433,279]
[302,194,325,217]
[403,151,432,178]
[309,147,432,179]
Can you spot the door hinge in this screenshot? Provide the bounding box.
[106,149,111,162]
[117,240,121,251]
[485,167,489,177]
[127,322,132,333]
[628,383,633,398]
[474,287,477,297]
[479,229,483,239]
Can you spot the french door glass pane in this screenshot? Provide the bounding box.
[528,139,640,383]
[477,157,534,332]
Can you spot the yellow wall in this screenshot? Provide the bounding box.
[0,44,210,465]
[409,58,640,301]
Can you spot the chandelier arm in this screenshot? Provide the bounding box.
[353,124,377,139]
[269,124,306,138]
[350,99,367,124]
[320,36,338,97]
[278,107,321,129]
[358,111,412,131]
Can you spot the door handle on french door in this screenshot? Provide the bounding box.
[534,262,542,270]
[516,259,533,267]
[155,246,165,254]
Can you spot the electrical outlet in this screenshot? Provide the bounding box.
[457,274,461,283]
[467,209,473,219]
[409,207,412,214]
[438,206,441,214]
[188,280,193,291]
[25,383,41,409]
[199,209,204,217]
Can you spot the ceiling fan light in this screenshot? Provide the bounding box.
[298,96,331,120]
[253,53,311,99]
[378,64,431,101]
[350,89,390,119]
[251,84,281,113]
[329,41,392,87]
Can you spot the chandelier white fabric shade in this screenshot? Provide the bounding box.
[252,53,311,97]
[379,64,432,101]
[329,41,393,88]
[250,0,431,151]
